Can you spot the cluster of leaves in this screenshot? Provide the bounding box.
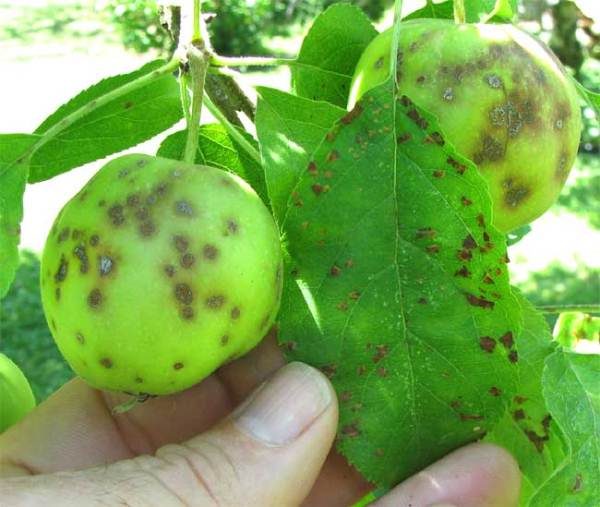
[0,1,597,505]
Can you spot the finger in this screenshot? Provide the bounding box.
[1,362,338,507]
[373,442,521,507]
[0,331,283,476]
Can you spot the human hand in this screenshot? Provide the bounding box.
[0,331,520,506]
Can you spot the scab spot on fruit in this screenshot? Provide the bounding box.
[205,295,225,309]
[226,219,239,235]
[76,332,85,344]
[99,255,114,277]
[100,357,113,368]
[442,87,454,101]
[58,227,70,243]
[174,200,194,217]
[126,193,140,207]
[55,287,61,301]
[416,75,426,84]
[502,178,530,207]
[135,207,149,221]
[89,234,100,246]
[135,376,144,384]
[163,264,176,277]
[88,288,103,309]
[173,362,184,370]
[180,253,195,269]
[173,235,189,252]
[474,135,505,164]
[54,255,68,282]
[231,307,240,320]
[220,335,229,346]
[139,220,157,237]
[174,283,193,305]
[203,244,219,260]
[180,306,194,320]
[73,244,89,274]
[485,74,503,89]
[136,159,147,168]
[107,205,125,226]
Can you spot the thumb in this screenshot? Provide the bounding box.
[0,362,338,507]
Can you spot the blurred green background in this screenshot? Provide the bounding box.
[0,0,598,403]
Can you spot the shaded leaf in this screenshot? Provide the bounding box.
[403,0,515,22]
[530,351,600,506]
[157,124,268,205]
[485,291,566,504]
[255,87,345,223]
[292,3,377,107]
[279,79,522,487]
[0,134,39,298]
[573,79,600,118]
[29,60,182,182]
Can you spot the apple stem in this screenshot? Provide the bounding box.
[183,44,208,164]
[454,0,466,24]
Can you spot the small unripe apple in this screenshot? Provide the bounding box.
[41,154,282,396]
[348,19,582,233]
[0,353,36,432]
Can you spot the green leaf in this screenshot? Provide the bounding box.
[553,312,600,354]
[255,87,345,224]
[292,3,377,107]
[530,351,600,506]
[485,292,566,504]
[156,124,268,205]
[403,0,454,20]
[0,134,40,298]
[279,80,522,488]
[29,60,182,183]
[573,79,600,118]
[403,0,516,22]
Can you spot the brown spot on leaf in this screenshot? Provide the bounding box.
[463,235,477,250]
[340,104,363,125]
[513,409,525,421]
[327,150,339,162]
[479,336,496,353]
[373,345,389,363]
[321,364,337,378]
[508,350,519,363]
[433,169,445,178]
[397,132,412,144]
[415,227,436,240]
[447,157,467,175]
[455,266,471,278]
[407,108,429,129]
[461,196,472,206]
[500,331,514,349]
[330,264,341,277]
[489,386,502,396]
[307,161,318,176]
[466,293,494,309]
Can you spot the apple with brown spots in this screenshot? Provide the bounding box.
[348,19,582,233]
[41,154,282,395]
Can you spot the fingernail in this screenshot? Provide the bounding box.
[234,362,332,446]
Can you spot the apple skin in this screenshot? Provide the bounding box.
[348,19,582,233]
[41,154,282,396]
[0,353,36,433]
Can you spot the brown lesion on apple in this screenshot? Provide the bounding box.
[473,134,505,164]
[554,150,570,183]
[502,177,531,208]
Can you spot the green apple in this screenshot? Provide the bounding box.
[0,353,36,432]
[348,19,582,233]
[41,154,282,396]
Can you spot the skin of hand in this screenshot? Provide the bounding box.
[0,330,520,506]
